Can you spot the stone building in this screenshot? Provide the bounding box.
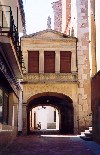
[91,71,100,144]
[52,0,92,132]
[0,0,25,147]
[52,0,100,143]
[21,29,79,134]
[91,0,100,144]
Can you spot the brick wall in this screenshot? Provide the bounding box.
[53,0,92,131]
[64,0,71,34]
[76,0,91,131]
[52,0,71,34]
[52,0,62,32]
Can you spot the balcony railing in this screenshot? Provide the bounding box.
[0,5,24,69]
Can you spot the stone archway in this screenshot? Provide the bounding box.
[26,92,74,134]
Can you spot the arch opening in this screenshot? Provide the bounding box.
[27,93,74,134]
[30,105,59,131]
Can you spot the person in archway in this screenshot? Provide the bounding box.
[37,122,41,130]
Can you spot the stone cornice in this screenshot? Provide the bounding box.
[21,37,77,43]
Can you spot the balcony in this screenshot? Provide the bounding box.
[23,73,78,84]
[0,5,24,78]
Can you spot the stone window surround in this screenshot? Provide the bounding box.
[27,50,76,73]
[25,49,77,73]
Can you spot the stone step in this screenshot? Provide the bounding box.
[80,132,85,136]
[80,135,93,141]
[80,126,93,141]
[89,127,92,130]
[29,130,60,135]
[84,132,92,138]
[85,130,90,133]
[89,130,92,133]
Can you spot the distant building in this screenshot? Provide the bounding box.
[52,0,100,143]
[52,0,92,133]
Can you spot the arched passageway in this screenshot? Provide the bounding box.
[27,92,74,134]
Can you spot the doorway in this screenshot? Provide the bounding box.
[27,92,74,134]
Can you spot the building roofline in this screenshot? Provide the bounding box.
[21,29,77,40]
[18,0,26,29]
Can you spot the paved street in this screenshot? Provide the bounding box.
[0,135,100,155]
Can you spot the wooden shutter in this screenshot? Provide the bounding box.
[60,51,71,73]
[28,51,39,73]
[44,51,55,73]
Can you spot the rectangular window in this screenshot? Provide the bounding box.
[44,51,55,73]
[28,51,39,73]
[60,51,71,73]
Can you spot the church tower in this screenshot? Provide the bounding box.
[53,0,92,132]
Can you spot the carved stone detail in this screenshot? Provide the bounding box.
[23,73,78,83]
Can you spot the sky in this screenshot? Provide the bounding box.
[23,0,57,34]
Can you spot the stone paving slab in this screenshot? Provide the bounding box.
[0,135,100,155]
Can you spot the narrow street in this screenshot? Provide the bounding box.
[0,135,100,155]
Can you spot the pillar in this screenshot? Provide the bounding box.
[22,103,27,135]
[18,90,23,134]
[71,51,77,72]
[55,51,60,73]
[39,50,44,73]
[90,0,97,76]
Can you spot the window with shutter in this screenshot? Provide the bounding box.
[44,51,55,73]
[60,51,71,73]
[28,51,39,73]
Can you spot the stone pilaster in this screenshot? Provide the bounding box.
[90,0,97,76]
[55,51,60,73]
[23,51,28,73]
[18,90,23,133]
[76,0,91,131]
[71,51,77,72]
[22,103,27,135]
[39,50,44,73]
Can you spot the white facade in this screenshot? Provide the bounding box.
[30,106,59,130]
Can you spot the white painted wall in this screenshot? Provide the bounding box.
[31,106,59,130]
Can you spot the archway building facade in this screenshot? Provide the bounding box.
[21,29,91,134]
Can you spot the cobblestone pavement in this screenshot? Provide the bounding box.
[0,135,100,155]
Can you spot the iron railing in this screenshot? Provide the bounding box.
[0,5,23,69]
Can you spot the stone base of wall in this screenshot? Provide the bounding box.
[78,115,92,133]
[0,125,18,150]
[47,123,56,129]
